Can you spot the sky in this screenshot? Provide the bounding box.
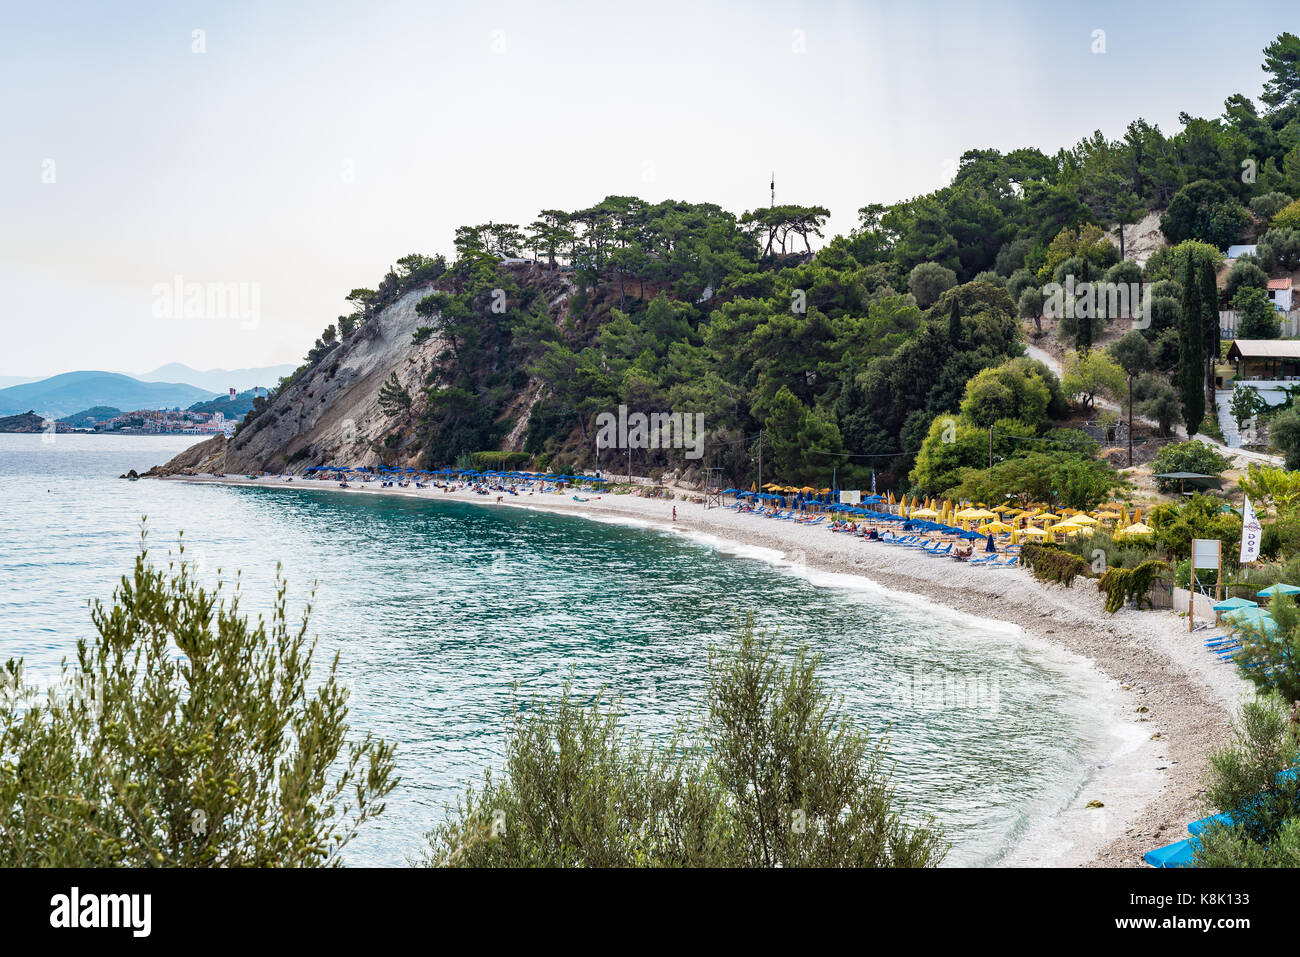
[0,0,1292,379]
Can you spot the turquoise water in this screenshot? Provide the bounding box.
[0,433,1125,866]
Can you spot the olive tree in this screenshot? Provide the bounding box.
[426,617,947,868]
[0,527,397,866]
[1194,692,1300,867]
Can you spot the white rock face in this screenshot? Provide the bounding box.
[1109,211,1166,268]
[217,283,449,473]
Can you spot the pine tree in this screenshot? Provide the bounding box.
[1180,255,1205,436]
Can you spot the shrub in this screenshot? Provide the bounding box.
[1249,191,1294,223]
[424,616,948,868]
[0,528,396,866]
[1270,406,1300,469]
[1234,286,1281,339]
[1224,259,1269,302]
[1160,180,1250,249]
[1193,693,1300,867]
[1150,440,1230,493]
[908,262,957,309]
[1018,543,1090,587]
[1259,227,1300,271]
[1274,198,1300,231]
[1096,560,1169,613]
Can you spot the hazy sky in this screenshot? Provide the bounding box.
[0,0,1291,378]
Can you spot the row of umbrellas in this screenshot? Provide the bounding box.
[1213,583,1300,635]
[303,465,606,483]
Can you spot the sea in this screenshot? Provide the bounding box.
[0,433,1139,866]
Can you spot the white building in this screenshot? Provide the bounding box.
[1267,277,1293,312]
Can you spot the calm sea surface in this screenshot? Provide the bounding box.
[0,433,1129,866]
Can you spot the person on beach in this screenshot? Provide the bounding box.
[672,506,677,522]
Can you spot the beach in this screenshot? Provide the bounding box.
[159,473,1253,867]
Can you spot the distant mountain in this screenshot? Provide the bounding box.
[0,372,217,419]
[0,375,40,389]
[136,363,296,394]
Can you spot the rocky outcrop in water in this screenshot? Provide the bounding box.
[0,410,50,433]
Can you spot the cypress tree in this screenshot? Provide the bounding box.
[948,297,962,344]
[1200,255,1220,410]
[1075,259,1093,352]
[1179,252,1205,437]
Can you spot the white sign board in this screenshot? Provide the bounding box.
[1192,538,1221,570]
[839,490,861,505]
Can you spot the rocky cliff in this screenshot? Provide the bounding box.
[147,262,573,476]
[150,283,450,475]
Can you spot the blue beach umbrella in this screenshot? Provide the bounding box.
[1213,597,1258,612]
[1224,607,1279,636]
[1257,583,1300,597]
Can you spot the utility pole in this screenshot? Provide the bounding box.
[988,424,994,469]
[1128,373,1134,467]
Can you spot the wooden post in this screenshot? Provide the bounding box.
[1127,373,1133,467]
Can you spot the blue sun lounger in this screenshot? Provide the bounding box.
[1144,837,1197,868]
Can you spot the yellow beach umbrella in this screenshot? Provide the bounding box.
[977,521,1014,534]
[1020,526,1049,538]
[1070,514,1099,525]
[911,507,940,519]
[1114,522,1155,539]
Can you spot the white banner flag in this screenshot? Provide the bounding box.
[1240,496,1262,564]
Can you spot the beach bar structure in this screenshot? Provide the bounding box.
[1226,340,1300,405]
[1152,472,1221,495]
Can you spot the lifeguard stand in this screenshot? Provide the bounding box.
[703,467,724,509]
